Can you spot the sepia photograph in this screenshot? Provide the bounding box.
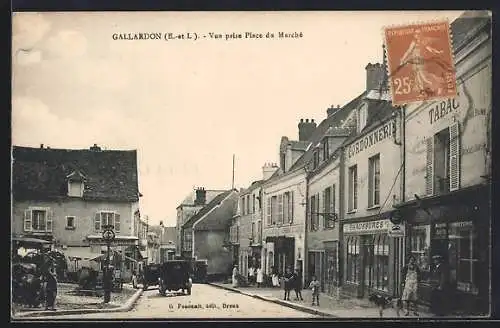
[11,10,492,320]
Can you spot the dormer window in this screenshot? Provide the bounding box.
[323,139,330,160]
[66,170,86,197]
[313,148,320,169]
[357,103,368,133]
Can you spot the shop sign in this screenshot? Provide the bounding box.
[388,223,405,237]
[343,219,391,235]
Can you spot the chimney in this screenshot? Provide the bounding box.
[298,118,317,141]
[327,105,341,117]
[365,63,386,92]
[90,144,102,151]
[40,144,44,149]
[262,162,279,180]
[194,187,206,205]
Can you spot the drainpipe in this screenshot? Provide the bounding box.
[303,171,309,287]
[338,147,346,292]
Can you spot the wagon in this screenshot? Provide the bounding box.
[158,260,192,296]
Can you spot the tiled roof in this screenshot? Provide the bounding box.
[12,146,139,202]
[289,140,310,151]
[288,92,366,172]
[451,11,491,52]
[182,189,235,228]
[240,179,265,195]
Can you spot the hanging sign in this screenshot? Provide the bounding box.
[388,222,405,237]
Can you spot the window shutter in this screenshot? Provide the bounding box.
[331,185,336,215]
[449,122,460,191]
[316,193,320,229]
[289,191,294,224]
[115,213,121,232]
[46,209,53,232]
[425,137,434,196]
[94,212,101,232]
[24,209,32,232]
[322,189,327,229]
[266,197,271,225]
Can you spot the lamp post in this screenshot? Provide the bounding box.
[102,225,115,303]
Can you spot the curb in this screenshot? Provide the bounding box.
[13,288,144,319]
[208,283,337,318]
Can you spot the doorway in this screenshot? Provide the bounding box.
[361,235,374,297]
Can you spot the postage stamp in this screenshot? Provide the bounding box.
[384,21,457,106]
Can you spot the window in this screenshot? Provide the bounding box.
[257,220,262,242]
[324,186,336,229]
[348,165,358,211]
[242,197,246,215]
[368,154,381,207]
[283,192,289,223]
[373,234,389,291]
[278,194,284,224]
[266,197,272,226]
[271,196,278,225]
[94,211,121,232]
[313,149,320,169]
[252,194,256,214]
[66,216,76,229]
[323,139,329,160]
[183,229,192,251]
[449,221,479,295]
[410,225,432,281]
[310,195,319,231]
[24,208,52,232]
[251,222,255,240]
[68,181,84,197]
[247,195,251,214]
[426,123,460,196]
[288,191,294,224]
[434,127,451,194]
[346,236,361,283]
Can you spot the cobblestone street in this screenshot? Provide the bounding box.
[35,284,317,319]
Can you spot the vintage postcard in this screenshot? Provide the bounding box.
[11,10,492,320]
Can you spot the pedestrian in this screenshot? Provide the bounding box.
[272,268,280,288]
[256,266,264,288]
[131,270,138,289]
[430,255,451,316]
[232,265,239,288]
[401,255,421,316]
[309,275,320,306]
[44,269,58,311]
[248,265,255,286]
[283,267,293,301]
[293,268,304,301]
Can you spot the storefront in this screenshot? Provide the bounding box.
[266,236,295,275]
[396,184,490,315]
[341,213,403,298]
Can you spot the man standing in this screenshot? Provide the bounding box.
[248,265,255,286]
[44,269,58,311]
[283,267,293,301]
[293,268,304,301]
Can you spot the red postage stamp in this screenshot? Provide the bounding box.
[384,21,457,106]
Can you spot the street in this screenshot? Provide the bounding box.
[37,284,317,319]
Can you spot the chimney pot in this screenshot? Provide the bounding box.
[311,119,315,123]
[40,144,44,149]
[300,119,304,123]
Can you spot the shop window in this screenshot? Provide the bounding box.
[346,236,360,283]
[373,234,389,291]
[449,221,479,295]
[410,225,432,282]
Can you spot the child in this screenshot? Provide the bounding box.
[309,275,320,306]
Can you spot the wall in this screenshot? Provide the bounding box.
[343,117,402,220]
[194,230,232,276]
[308,157,341,250]
[13,199,135,246]
[404,37,492,199]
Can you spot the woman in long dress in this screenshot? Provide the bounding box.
[232,265,239,288]
[272,268,280,287]
[256,266,264,288]
[401,255,421,316]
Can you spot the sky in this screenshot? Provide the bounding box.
[12,11,463,227]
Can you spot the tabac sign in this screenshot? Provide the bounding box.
[343,219,391,235]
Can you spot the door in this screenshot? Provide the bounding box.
[361,235,374,297]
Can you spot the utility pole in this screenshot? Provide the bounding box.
[232,154,235,190]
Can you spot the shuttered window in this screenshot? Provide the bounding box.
[348,165,358,211]
[289,191,294,224]
[24,208,52,232]
[94,212,121,232]
[278,194,284,224]
[425,137,434,196]
[449,122,460,191]
[283,192,289,223]
[266,197,272,226]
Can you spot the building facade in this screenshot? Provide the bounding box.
[396,13,491,315]
[12,144,141,280]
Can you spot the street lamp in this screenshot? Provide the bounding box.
[102,225,116,303]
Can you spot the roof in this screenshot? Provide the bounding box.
[240,179,265,195]
[289,140,310,151]
[12,146,139,202]
[288,92,366,172]
[451,11,491,52]
[182,189,234,228]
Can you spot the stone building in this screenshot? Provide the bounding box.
[395,12,492,315]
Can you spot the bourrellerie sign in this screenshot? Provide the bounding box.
[343,219,391,234]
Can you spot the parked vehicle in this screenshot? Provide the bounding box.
[142,263,161,291]
[158,260,192,296]
[192,260,208,283]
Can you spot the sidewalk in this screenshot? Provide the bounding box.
[209,282,434,318]
[12,283,143,319]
